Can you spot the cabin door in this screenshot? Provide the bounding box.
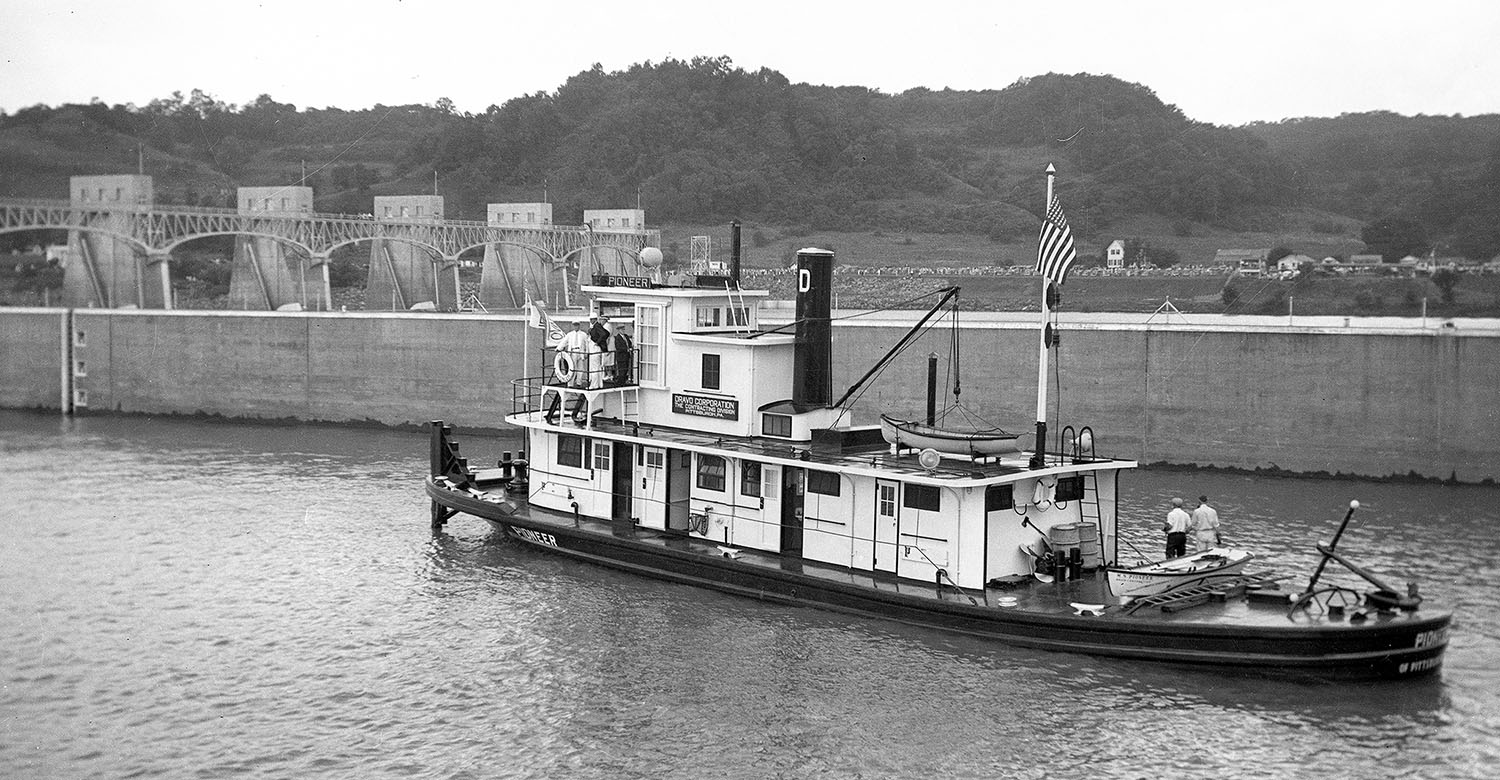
[611,442,633,523]
[874,480,899,573]
[665,449,692,532]
[735,461,781,551]
[780,467,804,556]
[634,445,667,530]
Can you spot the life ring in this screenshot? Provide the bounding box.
[553,351,574,383]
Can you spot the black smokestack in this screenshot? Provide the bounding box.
[730,220,741,286]
[792,247,834,410]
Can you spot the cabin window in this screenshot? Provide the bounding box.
[697,454,726,491]
[741,461,762,497]
[636,306,662,384]
[695,306,722,328]
[903,484,941,511]
[73,329,86,347]
[641,448,665,474]
[1056,476,1083,502]
[985,484,1014,511]
[806,470,840,496]
[592,442,611,471]
[701,354,721,390]
[557,435,585,468]
[728,307,750,327]
[878,483,897,517]
[762,413,792,438]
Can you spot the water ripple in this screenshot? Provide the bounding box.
[1,411,1495,779]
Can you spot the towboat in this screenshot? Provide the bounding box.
[425,180,1450,680]
[1105,548,1255,598]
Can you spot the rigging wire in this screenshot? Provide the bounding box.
[826,290,961,428]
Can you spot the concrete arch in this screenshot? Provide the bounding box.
[323,234,446,259]
[2,224,150,254]
[161,231,315,258]
[453,239,562,265]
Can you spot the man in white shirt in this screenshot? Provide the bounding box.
[1163,497,1192,558]
[559,319,591,389]
[1192,495,1222,550]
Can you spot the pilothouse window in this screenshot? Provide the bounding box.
[636,306,662,384]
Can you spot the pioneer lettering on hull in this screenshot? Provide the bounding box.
[1414,627,1449,648]
[425,183,1451,681]
[511,527,558,547]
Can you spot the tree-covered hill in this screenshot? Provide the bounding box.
[3,57,1499,258]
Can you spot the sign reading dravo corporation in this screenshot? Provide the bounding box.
[671,393,739,420]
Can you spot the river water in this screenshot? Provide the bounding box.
[1,410,1496,779]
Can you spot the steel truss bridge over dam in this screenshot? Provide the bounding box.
[0,197,660,311]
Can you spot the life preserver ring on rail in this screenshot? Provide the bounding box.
[553,352,575,383]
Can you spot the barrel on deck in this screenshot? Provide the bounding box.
[1077,523,1101,569]
[1049,523,1081,570]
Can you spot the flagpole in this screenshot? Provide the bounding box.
[523,298,532,389]
[1031,165,1056,470]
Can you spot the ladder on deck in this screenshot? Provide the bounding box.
[620,386,640,420]
[1122,573,1284,614]
[1074,427,1102,531]
[1080,471,1101,528]
[726,283,752,335]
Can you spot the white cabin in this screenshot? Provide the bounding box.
[510,249,1135,590]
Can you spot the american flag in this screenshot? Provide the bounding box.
[1034,195,1078,287]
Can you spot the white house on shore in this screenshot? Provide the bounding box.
[1106,240,1126,269]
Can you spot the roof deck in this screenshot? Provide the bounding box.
[509,393,1135,486]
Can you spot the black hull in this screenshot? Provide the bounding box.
[427,479,1450,681]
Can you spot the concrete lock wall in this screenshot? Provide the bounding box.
[1,308,1497,482]
[831,321,1500,482]
[0,308,67,410]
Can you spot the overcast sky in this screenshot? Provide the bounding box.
[2,0,1497,127]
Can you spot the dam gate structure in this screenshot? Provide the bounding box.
[0,178,660,311]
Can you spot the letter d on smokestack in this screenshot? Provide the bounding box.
[792,247,834,411]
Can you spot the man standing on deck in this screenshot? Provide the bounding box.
[612,323,634,385]
[560,319,591,389]
[1164,497,1192,558]
[590,315,613,386]
[1192,495,1222,551]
